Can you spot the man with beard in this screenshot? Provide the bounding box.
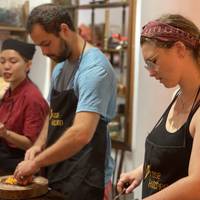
[14,3,117,200]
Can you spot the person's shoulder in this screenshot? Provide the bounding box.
[23,80,45,101]
[80,47,113,73]
[75,47,116,86]
[190,105,200,138]
[82,47,109,65]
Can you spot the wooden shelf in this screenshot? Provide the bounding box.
[0,25,26,32]
[102,47,127,53]
[68,0,135,151]
[65,1,129,10]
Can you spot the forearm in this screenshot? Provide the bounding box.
[33,115,49,149]
[4,130,32,150]
[34,126,88,168]
[136,164,144,175]
[144,176,200,200]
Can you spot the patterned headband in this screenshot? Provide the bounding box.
[141,21,199,48]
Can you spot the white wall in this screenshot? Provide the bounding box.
[130,0,200,199]
[29,0,52,98]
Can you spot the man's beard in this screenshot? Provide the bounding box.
[47,40,71,63]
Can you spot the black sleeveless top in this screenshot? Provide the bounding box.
[142,87,200,198]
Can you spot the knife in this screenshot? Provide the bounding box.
[113,188,126,200]
[113,182,130,200]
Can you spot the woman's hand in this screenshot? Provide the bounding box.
[117,165,143,194]
[0,123,7,138]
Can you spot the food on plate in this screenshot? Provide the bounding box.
[1,175,33,186]
[4,176,18,185]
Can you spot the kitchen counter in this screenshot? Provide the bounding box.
[0,190,66,200]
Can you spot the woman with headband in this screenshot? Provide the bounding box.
[117,14,200,199]
[0,39,49,174]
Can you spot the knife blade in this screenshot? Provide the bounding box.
[113,188,126,200]
[113,182,130,200]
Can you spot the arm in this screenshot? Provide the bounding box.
[144,108,200,200]
[0,123,32,150]
[0,94,49,150]
[24,115,49,160]
[14,111,100,177]
[117,164,143,194]
[32,115,49,148]
[35,111,100,166]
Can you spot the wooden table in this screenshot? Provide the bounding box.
[0,190,66,200]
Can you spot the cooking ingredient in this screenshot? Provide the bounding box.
[4,176,18,185]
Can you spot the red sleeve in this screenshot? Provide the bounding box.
[23,95,49,143]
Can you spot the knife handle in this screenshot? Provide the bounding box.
[124,182,130,189]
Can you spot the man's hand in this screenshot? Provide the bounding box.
[14,160,40,183]
[25,146,43,160]
[17,175,33,186]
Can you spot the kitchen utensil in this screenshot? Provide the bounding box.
[113,182,130,200]
[113,188,126,200]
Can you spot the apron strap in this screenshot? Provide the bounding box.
[152,89,181,129]
[55,40,87,91]
[186,85,200,127]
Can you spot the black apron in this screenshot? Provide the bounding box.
[0,141,24,174]
[142,87,200,198]
[45,43,107,200]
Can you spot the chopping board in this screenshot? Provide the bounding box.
[0,176,48,200]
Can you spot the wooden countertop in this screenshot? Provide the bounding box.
[0,190,66,200]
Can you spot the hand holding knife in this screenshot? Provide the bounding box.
[113,182,130,200]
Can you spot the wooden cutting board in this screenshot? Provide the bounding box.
[0,176,48,199]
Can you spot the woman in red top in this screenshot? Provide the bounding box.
[0,39,49,174]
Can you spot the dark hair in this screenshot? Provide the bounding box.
[27,3,75,35]
[141,14,200,63]
[1,39,35,61]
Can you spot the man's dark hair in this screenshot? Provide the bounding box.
[27,3,75,35]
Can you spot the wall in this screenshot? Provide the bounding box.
[29,0,52,98]
[130,0,200,199]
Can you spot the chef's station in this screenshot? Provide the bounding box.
[0,175,65,200]
[0,176,46,199]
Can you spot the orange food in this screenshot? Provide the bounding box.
[4,176,18,185]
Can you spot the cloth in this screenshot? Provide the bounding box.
[141,21,199,48]
[46,51,107,199]
[0,78,49,172]
[142,89,200,198]
[51,47,116,121]
[104,180,112,200]
[47,88,106,199]
[0,78,49,146]
[50,47,117,185]
[1,39,35,60]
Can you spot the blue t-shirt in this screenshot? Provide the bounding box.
[50,47,117,184]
